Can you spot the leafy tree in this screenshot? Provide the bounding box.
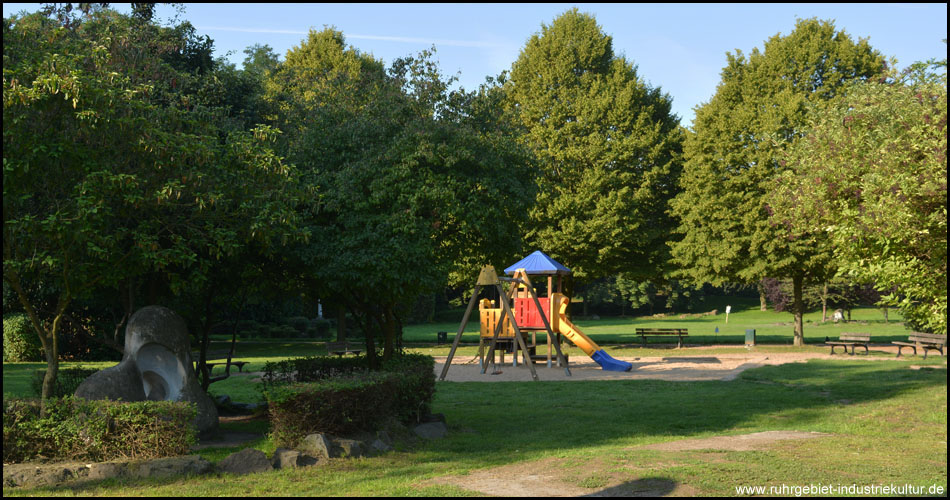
[3,7,301,403]
[670,18,886,345]
[770,58,947,334]
[266,29,535,365]
[505,8,684,285]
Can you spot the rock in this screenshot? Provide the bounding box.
[217,448,273,475]
[74,361,147,402]
[421,413,446,424]
[297,433,332,459]
[331,438,363,458]
[128,455,212,479]
[271,448,301,469]
[3,464,84,488]
[412,421,448,440]
[215,394,232,406]
[73,306,218,434]
[376,430,393,445]
[297,454,323,467]
[86,461,128,481]
[3,455,211,488]
[369,439,392,454]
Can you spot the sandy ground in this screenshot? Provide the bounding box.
[433,347,929,383]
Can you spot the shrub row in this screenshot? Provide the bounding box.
[263,354,435,448]
[2,397,197,463]
[31,366,102,398]
[3,313,43,362]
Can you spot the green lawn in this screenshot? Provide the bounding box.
[3,358,945,496]
[4,302,944,496]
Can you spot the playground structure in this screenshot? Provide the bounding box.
[439,251,632,381]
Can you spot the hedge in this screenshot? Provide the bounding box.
[3,313,43,362]
[31,366,101,398]
[2,397,197,463]
[262,353,435,447]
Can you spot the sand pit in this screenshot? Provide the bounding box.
[435,351,838,382]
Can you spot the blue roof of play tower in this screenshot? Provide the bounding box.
[504,250,572,276]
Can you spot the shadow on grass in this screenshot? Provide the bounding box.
[588,476,679,496]
[428,360,947,461]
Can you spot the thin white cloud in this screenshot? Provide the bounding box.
[198,26,505,48]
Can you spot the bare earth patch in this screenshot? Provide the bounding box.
[423,456,700,497]
[424,431,830,496]
[639,430,831,452]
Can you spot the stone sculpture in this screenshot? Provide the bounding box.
[74,305,218,434]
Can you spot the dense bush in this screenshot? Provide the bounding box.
[263,353,436,447]
[30,367,101,398]
[3,313,43,362]
[260,355,369,392]
[380,354,436,421]
[2,397,197,463]
[309,317,332,338]
[284,316,311,334]
[265,373,396,446]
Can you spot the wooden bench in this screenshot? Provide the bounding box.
[635,328,689,348]
[193,349,249,374]
[326,341,362,357]
[826,332,870,355]
[892,332,947,359]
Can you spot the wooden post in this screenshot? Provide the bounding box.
[438,286,483,381]
[512,271,570,377]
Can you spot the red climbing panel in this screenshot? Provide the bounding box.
[514,297,550,329]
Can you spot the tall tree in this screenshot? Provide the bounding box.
[3,7,301,402]
[770,58,947,334]
[266,30,535,364]
[669,18,885,345]
[505,8,683,284]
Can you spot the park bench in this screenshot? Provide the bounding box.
[826,332,870,355]
[635,328,689,348]
[892,332,947,359]
[326,340,363,357]
[192,349,249,374]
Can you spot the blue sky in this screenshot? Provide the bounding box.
[3,3,947,127]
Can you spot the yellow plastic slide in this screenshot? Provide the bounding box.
[553,294,632,372]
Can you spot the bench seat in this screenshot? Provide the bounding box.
[326,341,362,357]
[893,332,947,359]
[827,333,870,355]
[635,328,689,348]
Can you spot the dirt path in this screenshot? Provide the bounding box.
[423,431,830,497]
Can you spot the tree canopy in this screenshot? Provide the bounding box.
[3,7,302,400]
[668,18,886,345]
[770,59,947,334]
[505,8,684,283]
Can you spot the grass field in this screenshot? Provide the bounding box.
[3,357,945,496]
[3,301,945,496]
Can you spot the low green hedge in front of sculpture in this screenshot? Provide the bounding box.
[2,397,197,463]
[263,354,436,447]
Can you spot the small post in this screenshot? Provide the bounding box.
[725,305,731,324]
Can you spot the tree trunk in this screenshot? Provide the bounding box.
[758,281,768,311]
[821,282,828,322]
[382,304,396,361]
[882,306,889,323]
[7,271,68,414]
[792,274,804,347]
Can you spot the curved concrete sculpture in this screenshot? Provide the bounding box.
[75,306,218,434]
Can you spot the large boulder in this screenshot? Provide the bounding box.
[217,448,273,475]
[73,306,218,434]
